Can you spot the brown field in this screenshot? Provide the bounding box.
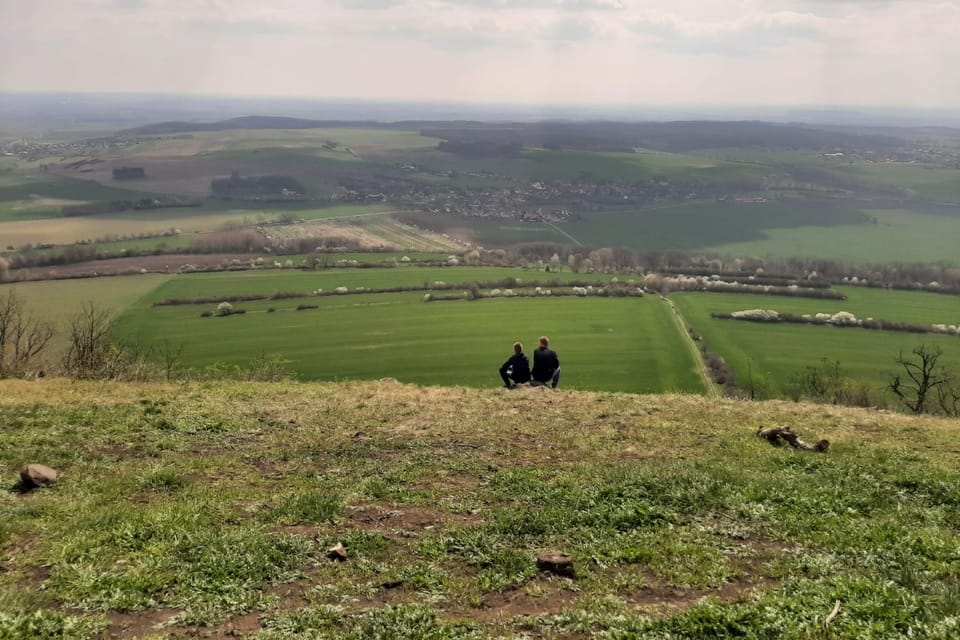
[265,218,463,253]
[49,155,310,198]
[4,254,263,281]
[0,210,272,246]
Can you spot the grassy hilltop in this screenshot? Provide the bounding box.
[1,379,958,639]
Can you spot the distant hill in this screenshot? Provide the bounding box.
[119,116,906,153]
[118,115,392,136]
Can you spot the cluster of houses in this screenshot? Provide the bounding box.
[0,136,143,162]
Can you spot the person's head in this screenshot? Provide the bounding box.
[539,336,549,348]
[513,341,523,353]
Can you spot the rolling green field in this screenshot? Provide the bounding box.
[110,269,699,393]
[702,208,960,264]
[672,289,960,397]
[843,163,960,202]
[522,149,773,183]
[0,178,162,222]
[194,128,444,153]
[131,268,616,303]
[551,200,872,252]
[0,274,173,351]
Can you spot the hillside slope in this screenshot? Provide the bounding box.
[1,380,958,639]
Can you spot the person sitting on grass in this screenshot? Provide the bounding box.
[531,335,561,389]
[499,341,531,389]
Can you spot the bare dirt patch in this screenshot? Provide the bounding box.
[473,584,579,622]
[7,254,262,281]
[107,609,180,639]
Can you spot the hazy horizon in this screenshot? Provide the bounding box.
[5,91,960,131]
[2,1,959,111]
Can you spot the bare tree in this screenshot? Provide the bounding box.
[935,378,960,417]
[0,290,55,378]
[889,345,950,414]
[62,302,113,378]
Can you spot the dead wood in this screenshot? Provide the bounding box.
[757,426,830,452]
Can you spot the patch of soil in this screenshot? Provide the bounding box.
[4,563,51,589]
[627,576,774,614]
[472,584,579,622]
[106,609,180,639]
[7,254,262,281]
[272,524,319,537]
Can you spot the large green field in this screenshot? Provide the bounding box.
[843,163,960,202]
[702,208,960,264]
[0,274,173,352]
[553,200,872,253]
[109,270,702,393]
[672,288,960,398]
[130,267,616,302]
[0,177,162,223]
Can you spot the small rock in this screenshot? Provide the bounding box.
[20,464,58,489]
[327,542,348,561]
[537,552,575,577]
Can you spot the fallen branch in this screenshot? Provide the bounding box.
[825,600,841,625]
[757,426,830,452]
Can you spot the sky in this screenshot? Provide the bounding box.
[1,0,959,108]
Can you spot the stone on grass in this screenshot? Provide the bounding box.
[19,464,58,489]
[537,552,575,577]
[327,542,348,561]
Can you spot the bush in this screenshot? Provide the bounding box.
[200,311,212,318]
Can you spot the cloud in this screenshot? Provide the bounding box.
[631,11,833,55]
[447,0,625,9]
[341,0,406,9]
[340,0,625,10]
[540,17,599,41]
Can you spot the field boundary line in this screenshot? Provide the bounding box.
[544,221,583,246]
[661,295,720,398]
[301,209,400,224]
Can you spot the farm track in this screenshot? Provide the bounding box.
[662,295,720,398]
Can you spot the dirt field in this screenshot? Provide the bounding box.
[4,254,263,281]
[0,210,270,246]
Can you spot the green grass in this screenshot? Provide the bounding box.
[0,178,157,204]
[553,200,872,253]
[131,267,612,304]
[404,147,772,186]
[1,379,958,638]
[523,149,773,183]
[702,208,960,264]
[672,290,960,397]
[844,163,960,202]
[191,128,443,154]
[0,178,162,223]
[113,286,703,393]
[0,275,172,352]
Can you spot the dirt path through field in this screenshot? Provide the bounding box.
[661,295,720,398]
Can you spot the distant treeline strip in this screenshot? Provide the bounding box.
[701,286,845,300]
[712,312,955,336]
[61,198,201,217]
[152,278,613,307]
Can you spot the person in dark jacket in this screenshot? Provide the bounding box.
[499,341,531,389]
[531,336,561,388]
